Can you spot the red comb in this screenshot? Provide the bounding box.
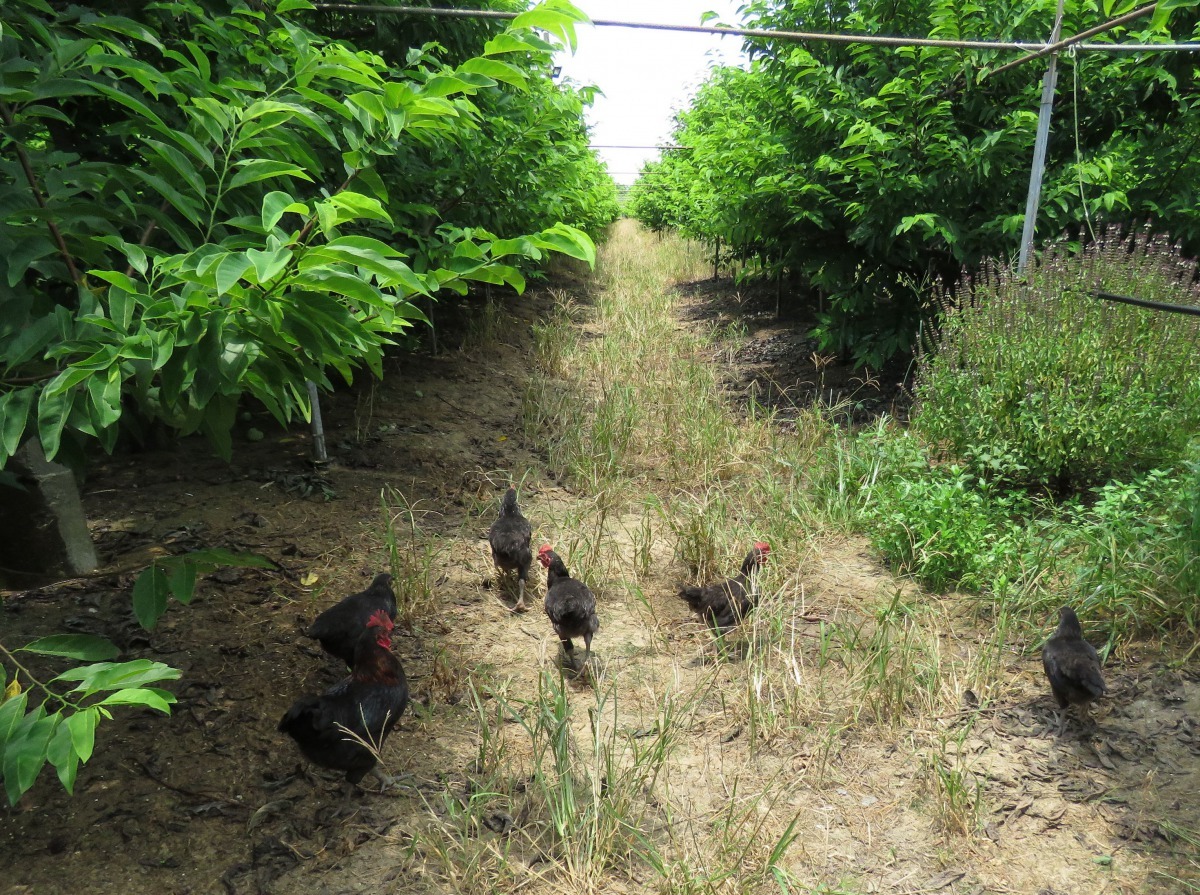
[367,610,393,630]
[754,541,771,553]
[538,544,553,556]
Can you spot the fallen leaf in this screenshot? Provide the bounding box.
[300,572,319,586]
[926,870,965,890]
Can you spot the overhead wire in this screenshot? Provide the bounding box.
[310,3,1200,61]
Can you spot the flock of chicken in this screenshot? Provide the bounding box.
[278,487,1107,795]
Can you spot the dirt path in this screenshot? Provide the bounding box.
[2,225,1197,895]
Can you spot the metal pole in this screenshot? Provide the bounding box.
[1017,0,1067,274]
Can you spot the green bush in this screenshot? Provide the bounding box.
[866,458,1032,593]
[1050,462,1200,638]
[849,426,1200,638]
[915,228,1200,492]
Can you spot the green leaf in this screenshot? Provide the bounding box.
[131,564,170,630]
[261,191,308,232]
[54,659,181,698]
[291,269,387,307]
[3,315,59,366]
[532,225,596,266]
[511,4,587,52]
[487,237,536,259]
[86,366,123,431]
[45,717,79,794]
[166,562,197,605]
[457,58,527,88]
[89,83,167,129]
[0,691,29,752]
[1150,0,1197,27]
[18,635,120,662]
[97,688,176,713]
[229,159,313,190]
[65,707,98,763]
[0,389,34,461]
[129,169,203,220]
[327,191,393,226]
[145,140,207,198]
[215,253,253,296]
[483,32,553,57]
[36,386,73,462]
[2,708,54,805]
[303,238,428,295]
[247,244,294,284]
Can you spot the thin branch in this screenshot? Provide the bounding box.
[0,642,73,710]
[123,199,171,278]
[1,370,60,386]
[1,103,83,286]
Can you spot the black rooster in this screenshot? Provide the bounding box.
[488,487,533,612]
[538,545,598,669]
[280,610,409,791]
[678,542,771,637]
[307,572,396,667]
[1042,606,1107,736]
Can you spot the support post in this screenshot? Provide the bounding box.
[0,438,98,581]
[1018,0,1067,274]
[306,380,328,464]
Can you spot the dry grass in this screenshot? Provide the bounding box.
[395,220,1192,895]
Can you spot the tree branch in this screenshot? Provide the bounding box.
[1,102,83,287]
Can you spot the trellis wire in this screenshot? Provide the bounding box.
[310,4,1200,58]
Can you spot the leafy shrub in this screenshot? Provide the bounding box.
[0,549,270,804]
[850,424,1200,638]
[808,422,1025,590]
[915,228,1200,491]
[1049,461,1200,638]
[866,459,1033,592]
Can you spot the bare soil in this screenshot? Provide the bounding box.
[676,276,914,426]
[1,263,1196,895]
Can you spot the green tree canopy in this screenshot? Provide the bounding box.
[0,0,618,470]
[628,0,1200,366]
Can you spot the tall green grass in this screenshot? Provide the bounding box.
[380,486,442,627]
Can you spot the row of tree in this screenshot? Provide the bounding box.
[0,0,620,472]
[0,0,622,805]
[627,0,1200,367]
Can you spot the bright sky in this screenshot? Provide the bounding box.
[555,2,748,185]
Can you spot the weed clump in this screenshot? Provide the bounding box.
[915,226,1200,492]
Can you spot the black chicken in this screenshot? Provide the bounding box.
[488,487,533,612]
[1042,606,1107,736]
[307,572,397,667]
[280,609,409,791]
[538,545,599,669]
[678,542,771,637]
